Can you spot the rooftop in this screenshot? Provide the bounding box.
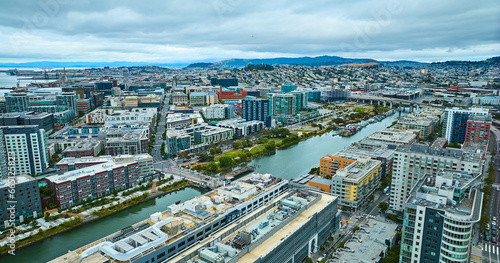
[47,159,138,183]
[397,143,484,163]
[333,219,398,263]
[335,158,381,183]
[406,169,482,222]
[238,193,335,263]
[66,173,287,262]
[0,174,35,189]
[365,128,418,145]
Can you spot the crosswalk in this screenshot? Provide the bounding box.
[483,243,500,255]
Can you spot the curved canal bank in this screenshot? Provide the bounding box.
[0,187,204,263]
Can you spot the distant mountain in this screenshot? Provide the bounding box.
[184,55,427,68]
[431,56,500,66]
[213,55,380,67]
[184,62,214,69]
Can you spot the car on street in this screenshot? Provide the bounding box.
[493,221,497,226]
[497,187,500,191]
[495,217,497,221]
[493,230,497,236]
[493,237,497,243]
[486,235,490,241]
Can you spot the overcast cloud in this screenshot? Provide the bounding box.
[0,0,499,63]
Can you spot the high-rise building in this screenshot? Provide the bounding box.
[241,97,272,127]
[268,91,308,118]
[0,111,55,133]
[400,170,482,263]
[0,175,42,228]
[443,108,489,143]
[0,125,49,177]
[56,92,77,116]
[5,93,29,112]
[390,144,484,212]
[464,114,492,146]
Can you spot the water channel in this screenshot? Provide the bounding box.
[1,112,401,262]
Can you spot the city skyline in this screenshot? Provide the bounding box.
[0,0,498,64]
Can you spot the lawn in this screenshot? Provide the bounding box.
[249,145,266,155]
[216,150,246,160]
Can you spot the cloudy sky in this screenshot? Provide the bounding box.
[0,0,499,64]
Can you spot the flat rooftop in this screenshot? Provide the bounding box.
[406,170,482,222]
[63,173,287,263]
[335,158,381,183]
[366,128,417,145]
[238,193,335,263]
[0,174,35,189]
[397,143,484,163]
[333,219,398,263]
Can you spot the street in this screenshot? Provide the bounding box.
[479,126,500,262]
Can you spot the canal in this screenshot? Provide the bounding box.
[248,113,401,181]
[3,112,400,262]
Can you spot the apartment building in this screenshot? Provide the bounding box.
[464,114,492,146]
[443,107,489,143]
[331,158,382,211]
[201,104,234,119]
[390,144,484,212]
[0,175,42,228]
[400,170,482,263]
[46,159,140,208]
[0,125,49,176]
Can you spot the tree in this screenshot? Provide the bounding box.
[232,141,241,149]
[379,202,389,213]
[207,162,218,174]
[219,156,233,167]
[480,214,490,231]
[215,147,222,154]
[210,148,216,155]
[309,167,320,175]
[179,152,188,159]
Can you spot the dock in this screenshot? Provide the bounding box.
[227,166,256,181]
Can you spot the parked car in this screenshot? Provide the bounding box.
[486,235,491,241]
[493,225,497,231]
[495,217,497,221]
[493,230,497,236]
[493,221,497,226]
[493,237,497,243]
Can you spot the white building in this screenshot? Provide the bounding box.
[0,125,49,176]
[106,108,157,123]
[202,104,233,119]
[400,170,482,263]
[390,144,483,212]
[86,109,114,124]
